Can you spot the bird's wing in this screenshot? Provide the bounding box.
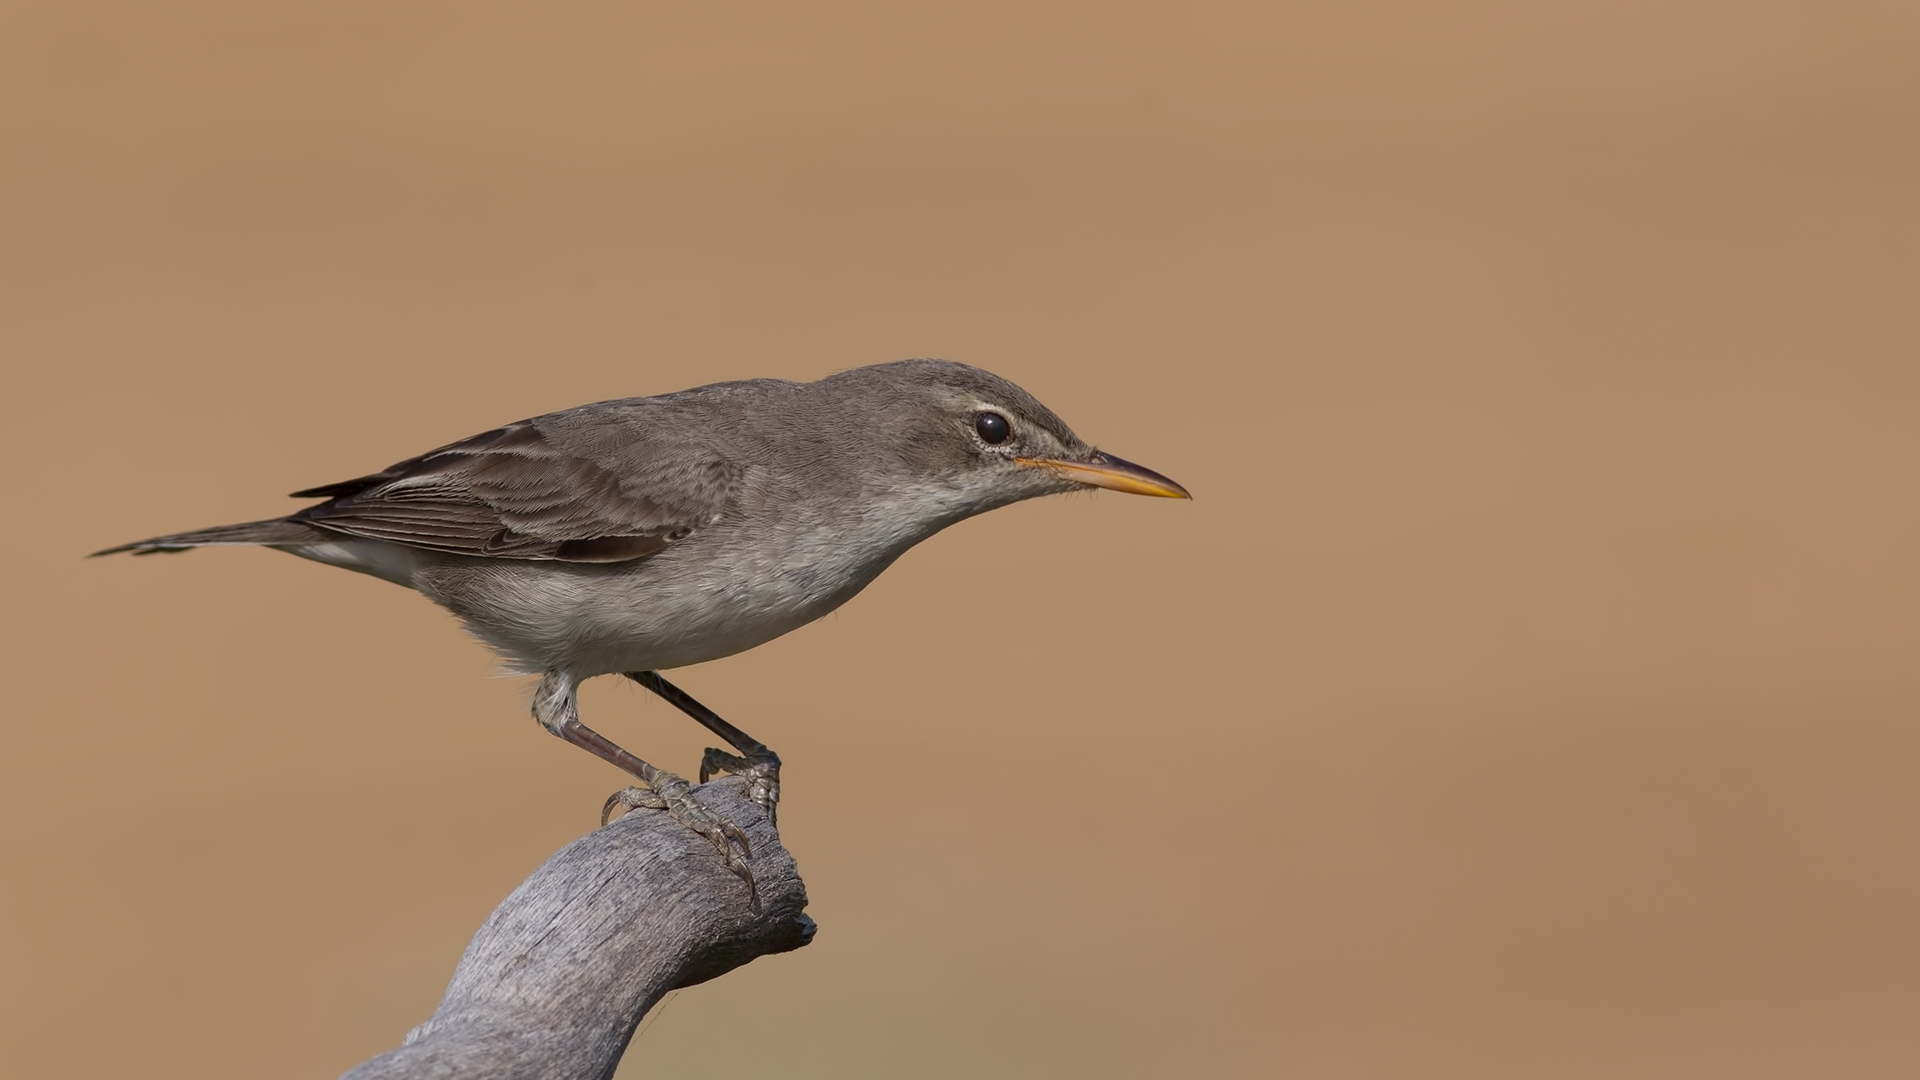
[288,415,739,563]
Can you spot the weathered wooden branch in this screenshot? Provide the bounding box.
[340,779,813,1080]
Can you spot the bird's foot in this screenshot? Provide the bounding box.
[603,767,755,893]
[699,745,781,825]
[623,671,783,825]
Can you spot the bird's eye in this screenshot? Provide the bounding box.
[975,411,1012,445]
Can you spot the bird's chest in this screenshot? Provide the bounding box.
[550,518,893,670]
[673,514,905,627]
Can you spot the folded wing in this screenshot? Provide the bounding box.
[290,415,739,564]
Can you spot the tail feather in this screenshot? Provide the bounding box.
[91,518,336,557]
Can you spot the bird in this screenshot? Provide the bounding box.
[95,358,1189,875]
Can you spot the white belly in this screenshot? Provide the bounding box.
[401,530,908,678]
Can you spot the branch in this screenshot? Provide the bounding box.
[340,779,813,1080]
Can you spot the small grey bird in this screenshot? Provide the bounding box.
[97,359,1188,871]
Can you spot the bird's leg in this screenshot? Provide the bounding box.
[531,670,753,887]
[625,670,782,826]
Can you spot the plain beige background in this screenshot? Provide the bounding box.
[4,2,1918,1077]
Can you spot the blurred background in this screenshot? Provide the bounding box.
[4,2,1918,1077]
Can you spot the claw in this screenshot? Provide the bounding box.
[602,785,665,825]
[697,746,781,825]
[601,779,756,898]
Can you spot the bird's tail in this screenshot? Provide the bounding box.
[91,518,335,557]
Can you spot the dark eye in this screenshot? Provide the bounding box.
[975,411,1012,444]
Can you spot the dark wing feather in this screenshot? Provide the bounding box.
[288,415,738,563]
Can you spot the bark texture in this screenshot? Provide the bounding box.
[340,780,812,1080]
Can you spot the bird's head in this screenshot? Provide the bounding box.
[814,359,1190,521]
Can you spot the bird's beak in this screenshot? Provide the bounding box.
[1015,450,1191,499]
